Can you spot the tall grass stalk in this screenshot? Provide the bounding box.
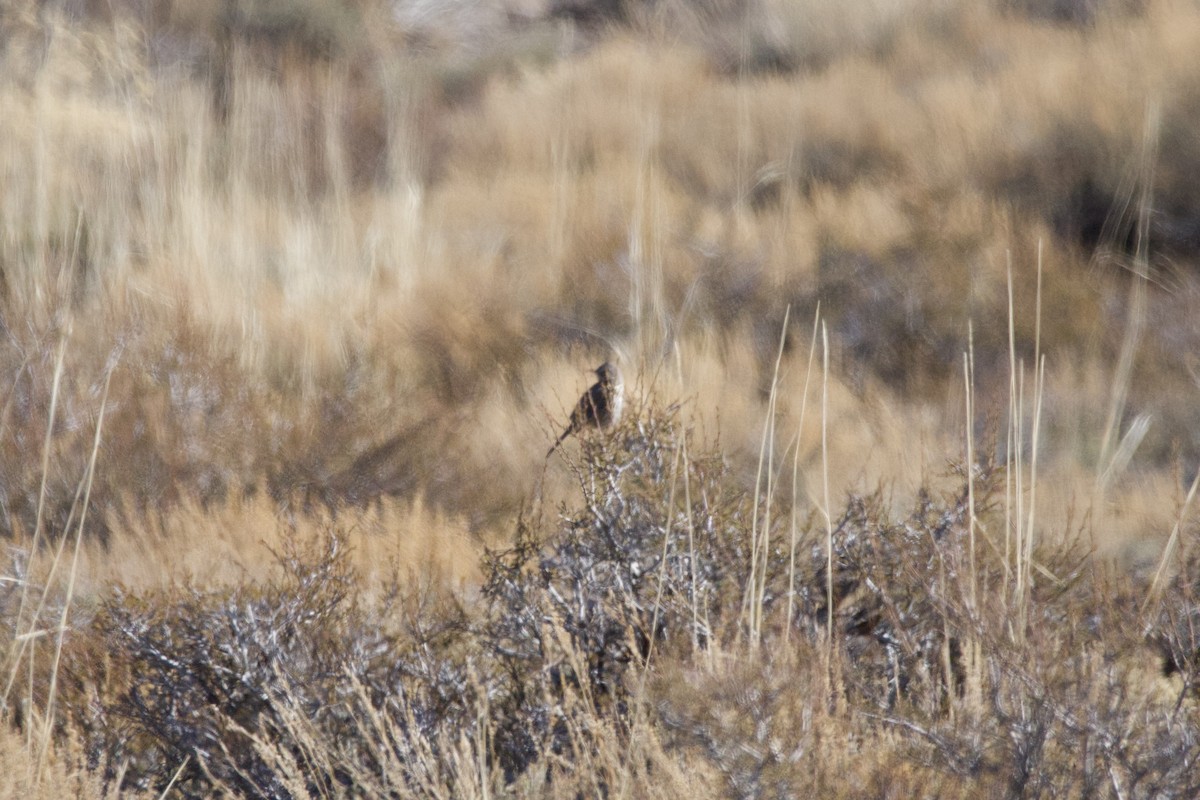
[746,305,790,648]
[964,322,977,610]
[1142,465,1200,617]
[821,321,833,654]
[961,321,987,712]
[156,757,191,800]
[1005,253,1018,608]
[1001,243,1047,637]
[3,333,68,715]
[36,358,115,783]
[1019,248,1046,630]
[1019,355,1046,630]
[1097,102,1157,493]
[673,347,701,657]
[786,305,821,643]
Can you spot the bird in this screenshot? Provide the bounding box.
[547,362,624,457]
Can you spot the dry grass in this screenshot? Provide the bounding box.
[3,0,1200,796]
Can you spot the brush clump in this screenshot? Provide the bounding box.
[1,406,1191,798]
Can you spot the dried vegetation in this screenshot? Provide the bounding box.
[3,0,1200,796]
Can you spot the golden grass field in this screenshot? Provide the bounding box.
[3,0,1200,796]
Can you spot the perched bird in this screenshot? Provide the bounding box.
[547,362,624,456]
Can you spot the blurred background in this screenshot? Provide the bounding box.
[1,0,1198,594]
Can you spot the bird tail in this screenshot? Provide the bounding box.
[546,428,570,458]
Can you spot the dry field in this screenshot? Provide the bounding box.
[2,0,1200,796]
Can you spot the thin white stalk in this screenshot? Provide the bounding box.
[157,757,192,800]
[1021,356,1046,628]
[1019,247,1045,628]
[786,305,821,642]
[1142,466,1200,618]
[673,347,700,656]
[1015,363,1026,621]
[822,322,833,650]
[1004,253,1016,602]
[1097,105,1156,493]
[754,306,791,645]
[1034,240,1043,392]
[963,325,977,611]
[4,334,68,713]
[38,358,115,781]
